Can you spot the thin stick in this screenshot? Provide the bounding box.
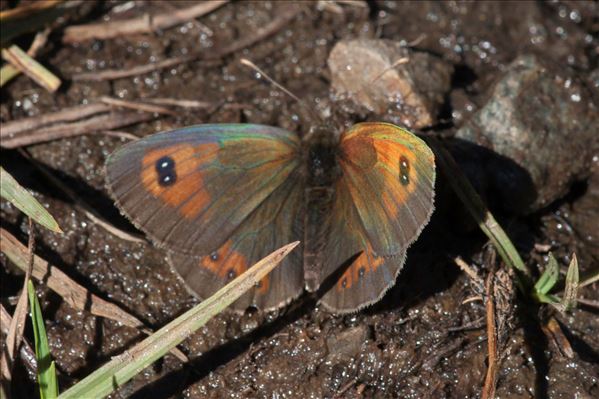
[1,111,155,148]
[72,54,198,82]
[0,304,38,379]
[240,58,302,103]
[368,57,409,85]
[1,219,35,387]
[482,272,498,399]
[1,103,111,138]
[100,96,178,116]
[454,256,482,283]
[62,1,229,43]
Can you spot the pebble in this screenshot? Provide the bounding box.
[328,39,453,129]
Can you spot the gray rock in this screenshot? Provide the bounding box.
[328,39,453,129]
[456,54,598,213]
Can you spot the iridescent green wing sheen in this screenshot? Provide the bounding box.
[105,124,301,256]
[319,122,435,312]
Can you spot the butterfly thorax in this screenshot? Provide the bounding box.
[302,124,341,291]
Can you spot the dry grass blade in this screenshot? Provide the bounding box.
[482,273,498,399]
[1,45,60,92]
[62,1,229,43]
[0,28,50,87]
[0,228,143,329]
[1,220,35,389]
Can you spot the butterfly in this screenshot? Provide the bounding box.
[105,122,435,313]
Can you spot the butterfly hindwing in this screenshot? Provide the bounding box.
[105,124,301,256]
[168,170,305,311]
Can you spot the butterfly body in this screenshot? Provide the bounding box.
[105,122,435,313]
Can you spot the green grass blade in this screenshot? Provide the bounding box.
[28,280,59,399]
[58,241,299,399]
[561,254,579,311]
[430,139,531,289]
[0,167,62,233]
[534,253,559,295]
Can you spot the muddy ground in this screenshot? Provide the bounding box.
[1,1,598,398]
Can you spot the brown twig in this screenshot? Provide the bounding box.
[1,111,155,148]
[62,1,229,43]
[71,5,304,82]
[1,103,111,138]
[482,272,498,399]
[0,219,35,388]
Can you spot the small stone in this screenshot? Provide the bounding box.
[328,39,453,129]
[325,324,370,360]
[455,54,598,212]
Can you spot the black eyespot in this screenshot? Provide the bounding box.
[155,156,176,186]
[227,269,236,279]
[399,156,410,186]
[358,267,366,278]
[341,278,347,288]
[256,280,262,288]
[210,252,218,261]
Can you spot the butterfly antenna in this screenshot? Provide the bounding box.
[240,58,324,125]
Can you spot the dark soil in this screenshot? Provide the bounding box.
[1,1,598,398]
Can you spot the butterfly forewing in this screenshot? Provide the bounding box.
[106,124,301,256]
[337,122,435,257]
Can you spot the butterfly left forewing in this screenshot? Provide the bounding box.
[106,124,300,256]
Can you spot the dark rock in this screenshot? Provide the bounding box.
[455,54,598,213]
[328,39,453,129]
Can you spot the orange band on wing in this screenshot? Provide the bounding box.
[200,240,248,280]
[337,244,384,290]
[141,143,219,218]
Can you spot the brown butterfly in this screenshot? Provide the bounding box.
[105,121,435,313]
